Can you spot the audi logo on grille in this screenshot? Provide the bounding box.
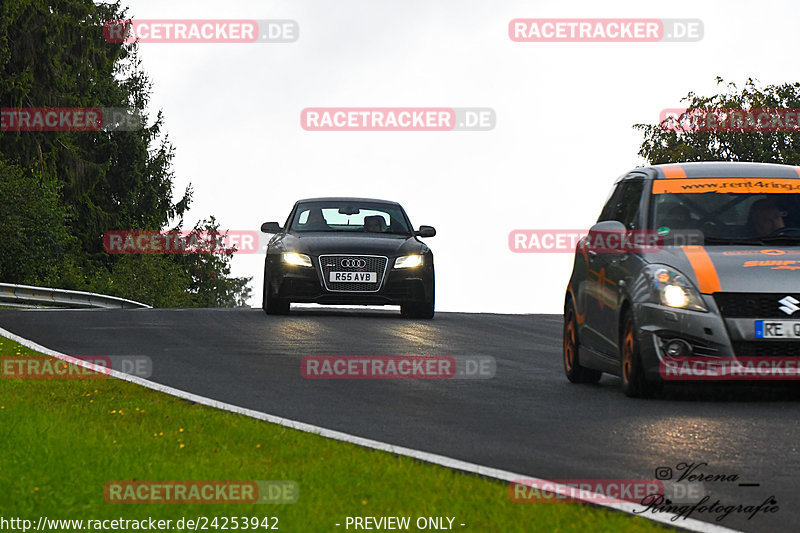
[340,258,366,268]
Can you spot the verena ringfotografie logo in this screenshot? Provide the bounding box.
[1,355,152,379]
[660,108,800,132]
[103,230,261,254]
[1,108,143,132]
[104,481,298,504]
[661,357,800,380]
[103,19,298,43]
[301,355,496,379]
[508,229,705,253]
[300,108,495,131]
[509,18,703,42]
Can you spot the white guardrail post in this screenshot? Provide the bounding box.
[0,283,151,309]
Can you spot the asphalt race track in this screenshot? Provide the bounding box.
[2,308,799,533]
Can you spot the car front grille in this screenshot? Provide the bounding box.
[713,293,800,319]
[731,341,800,358]
[319,255,388,292]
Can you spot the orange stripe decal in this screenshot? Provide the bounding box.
[681,245,721,294]
[652,178,800,194]
[660,164,686,179]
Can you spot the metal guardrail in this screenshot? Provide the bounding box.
[0,283,151,309]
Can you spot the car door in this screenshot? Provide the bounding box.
[583,179,646,357]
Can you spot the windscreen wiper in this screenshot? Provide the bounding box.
[758,234,800,244]
[702,236,769,246]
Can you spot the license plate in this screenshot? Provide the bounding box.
[329,271,376,283]
[755,320,800,339]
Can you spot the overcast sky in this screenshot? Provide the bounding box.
[116,0,800,313]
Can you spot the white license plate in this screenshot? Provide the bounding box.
[755,320,800,339]
[329,271,376,283]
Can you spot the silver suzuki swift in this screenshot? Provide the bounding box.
[564,162,800,397]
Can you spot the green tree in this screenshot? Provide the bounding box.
[0,0,191,264]
[636,78,800,164]
[103,254,193,308]
[0,158,75,284]
[177,217,253,308]
[0,0,251,307]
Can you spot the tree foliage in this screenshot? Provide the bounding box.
[636,78,800,165]
[0,0,251,307]
[0,159,74,285]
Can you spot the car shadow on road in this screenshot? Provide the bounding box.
[282,307,406,319]
[660,382,800,401]
[603,377,800,401]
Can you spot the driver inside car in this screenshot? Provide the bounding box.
[363,215,386,233]
[748,198,786,236]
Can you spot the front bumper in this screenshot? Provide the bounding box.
[635,295,800,381]
[266,254,433,306]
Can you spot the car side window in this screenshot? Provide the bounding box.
[597,180,645,229]
[598,185,624,223]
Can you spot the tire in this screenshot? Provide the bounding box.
[401,284,435,319]
[620,311,660,398]
[262,277,289,316]
[563,300,602,384]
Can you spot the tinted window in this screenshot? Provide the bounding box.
[598,180,645,229]
[650,183,800,241]
[290,201,411,234]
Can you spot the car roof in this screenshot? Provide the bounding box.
[294,197,401,206]
[619,161,800,181]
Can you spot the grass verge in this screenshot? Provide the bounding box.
[0,335,669,532]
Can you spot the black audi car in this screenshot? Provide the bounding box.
[260,198,436,318]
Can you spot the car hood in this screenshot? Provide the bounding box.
[648,245,800,293]
[275,232,425,257]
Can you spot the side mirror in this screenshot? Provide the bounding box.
[260,222,282,233]
[588,220,626,234]
[586,220,627,253]
[415,225,436,238]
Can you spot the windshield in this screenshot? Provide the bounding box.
[290,201,412,234]
[649,178,800,243]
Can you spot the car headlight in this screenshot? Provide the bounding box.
[394,255,423,269]
[643,265,707,312]
[283,252,312,267]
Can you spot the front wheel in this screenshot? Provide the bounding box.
[263,278,289,316]
[401,284,434,319]
[620,311,660,398]
[563,300,602,384]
